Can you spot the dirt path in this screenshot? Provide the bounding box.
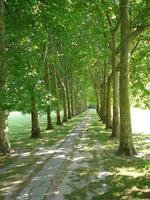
[15,110,108,200]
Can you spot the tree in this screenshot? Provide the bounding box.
[119,0,136,155]
[0,0,11,153]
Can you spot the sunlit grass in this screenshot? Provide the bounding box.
[89,110,150,200]
[131,107,150,134]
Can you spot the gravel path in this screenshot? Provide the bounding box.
[47,113,108,200]
[15,110,108,200]
[15,112,91,200]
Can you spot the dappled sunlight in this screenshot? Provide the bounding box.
[80,137,90,141]
[53,154,66,159]
[15,163,26,168]
[44,129,54,133]
[128,186,150,198]
[34,146,66,156]
[19,152,31,157]
[97,171,112,179]
[0,185,14,192]
[116,167,146,178]
[72,156,84,161]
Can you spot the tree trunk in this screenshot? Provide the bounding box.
[63,87,68,122]
[31,96,41,138]
[100,82,106,123]
[95,89,100,117]
[103,73,107,124]
[43,43,53,130]
[54,70,62,125]
[96,93,100,115]
[119,0,136,155]
[74,86,78,115]
[66,81,71,119]
[58,75,68,122]
[106,75,112,129]
[99,94,103,120]
[46,105,53,130]
[100,66,107,123]
[0,0,11,153]
[111,33,120,137]
[0,111,11,153]
[70,86,74,117]
[56,110,62,125]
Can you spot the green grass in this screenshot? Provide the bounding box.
[65,111,150,200]
[88,113,150,200]
[0,111,85,199]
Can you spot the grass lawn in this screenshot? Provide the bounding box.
[0,111,85,199]
[87,111,150,200]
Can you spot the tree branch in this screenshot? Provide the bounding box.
[106,12,112,28]
[129,24,150,41]
[130,36,141,56]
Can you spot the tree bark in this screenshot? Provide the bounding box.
[0,0,11,153]
[46,105,53,130]
[31,96,41,138]
[58,73,68,122]
[111,33,120,137]
[100,65,107,123]
[56,109,62,125]
[66,80,71,119]
[43,41,53,130]
[119,0,136,155]
[70,84,75,117]
[96,92,100,116]
[106,75,112,129]
[0,111,11,153]
[100,82,107,123]
[63,87,68,122]
[54,69,62,125]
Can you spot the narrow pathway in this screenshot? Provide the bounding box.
[47,112,108,200]
[15,110,108,200]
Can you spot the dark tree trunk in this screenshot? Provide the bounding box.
[100,66,107,123]
[56,110,62,125]
[74,87,78,115]
[63,87,68,122]
[103,76,107,124]
[0,0,11,153]
[46,105,53,130]
[59,75,68,122]
[31,96,41,138]
[111,33,120,137]
[100,83,106,123]
[99,87,103,120]
[70,86,74,117]
[96,91,100,116]
[106,75,112,129]
[119,0,136,155]
[54,69,62,126]
[66,81,71,119]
